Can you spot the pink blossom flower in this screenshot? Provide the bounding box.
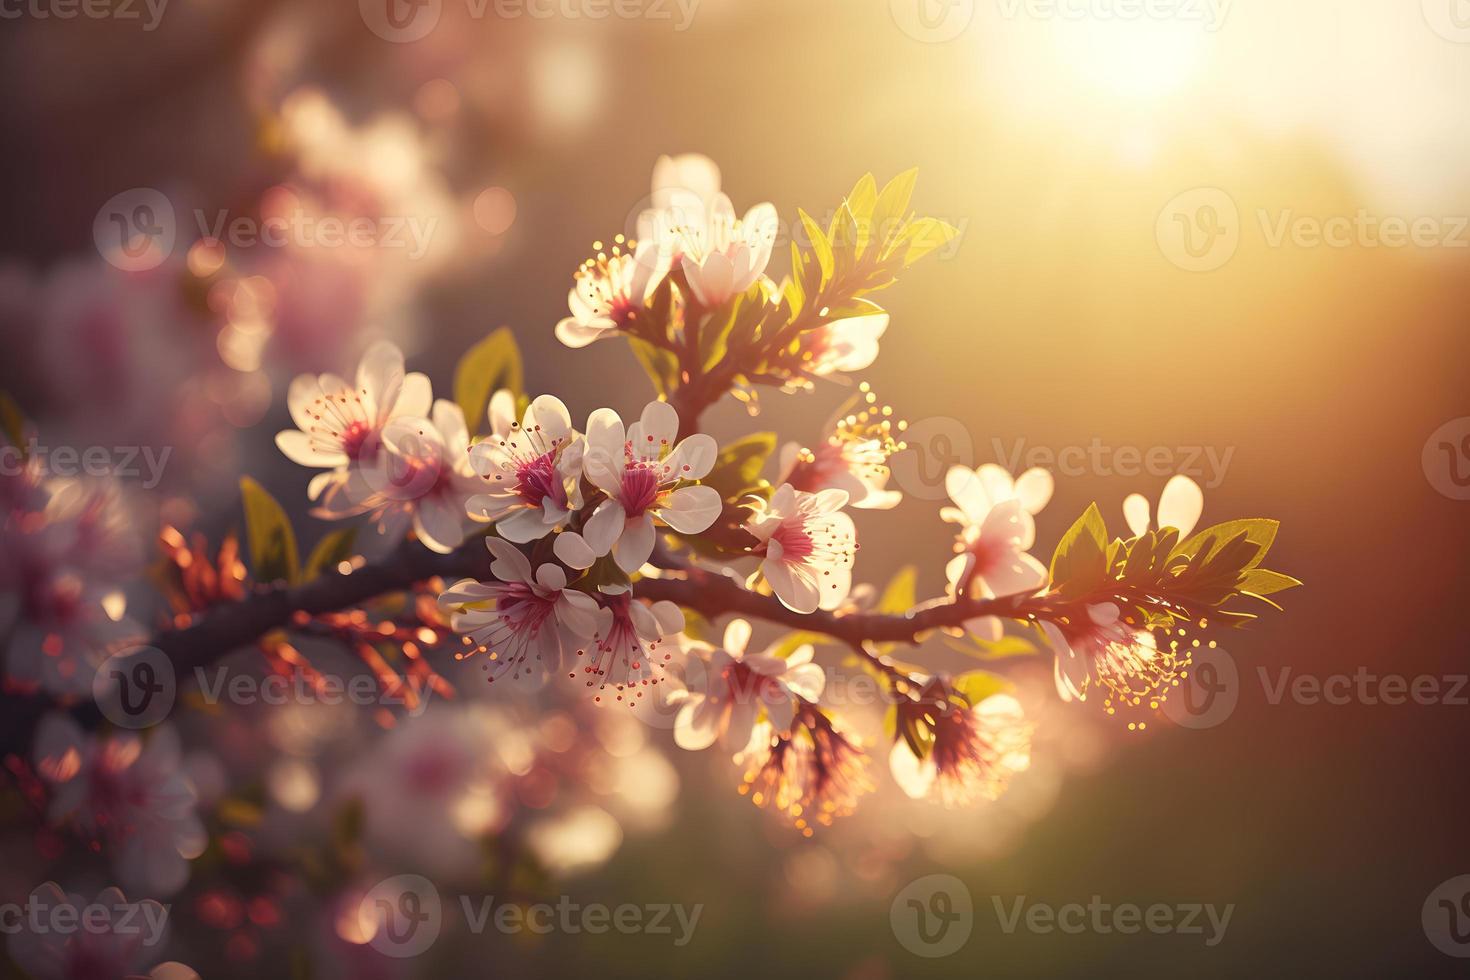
[777,390,903,510]
[743,484,856,614]
[888,693,1032,805]
[439,538,601,685]
[1043,602,1186,715]
[555,401,721,574]
[945,499,1049,641]
[466,392,584,542]
[641,154,778,308]
[673,618,826,751]
[579,590,684,702]
[1122,474,1204,539]
[555,239,669,349]
[5,882,191,980]
[354,400,480,554]
[276,340,432,472]
[34,716,205,895]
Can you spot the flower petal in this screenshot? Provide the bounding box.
[657,485,722,534]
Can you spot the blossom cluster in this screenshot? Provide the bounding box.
[255,156,1294,827]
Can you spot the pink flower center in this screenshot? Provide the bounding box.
[340,420,372,460]
[515,450,567,509]
[771,521,814,561]
[620,462,660,517]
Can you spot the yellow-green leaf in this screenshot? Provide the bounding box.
[454,328,523,438]
[240,477,299,584]
[304,528,357,581]
[900,217,960,267]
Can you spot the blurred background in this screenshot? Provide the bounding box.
[2,0,1469,975]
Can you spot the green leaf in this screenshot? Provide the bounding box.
[703,432,776,500]
[798,209,834,289]
[871,169,918,256]
[953,634,1039,661]
[899,217,960,266]
[454,328,524,438]
[303,528,357,581]
[576,553,630,593]
[1049,503,1110,599]
[784,243,807,320]
[627,337,680,397]
[1173,518,1279,570]
[951,670,1015,707]
[1237,567,1302,596]
[0,391,27,456]
[240,477,299,584]
[877,566,918,614]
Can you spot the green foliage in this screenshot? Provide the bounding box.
[1048,503,1110,600]
[303,528,357,581]
[876,565,918,614]
[951,670,1015,708]
[240,477,299,584]
[702,432,776,501]
[1107,516,1300,627]
[454,327,523,437]
[628,336,680,397]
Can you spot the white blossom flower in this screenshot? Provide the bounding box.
[1123,474,1204,539]
[5,882,192,980]
[641,154,778,308]
[275,340,431,471]
[942,463,1054,531]
[888,693,1032,805]
[581,590,684,701]
[466,392,584,542]
[555,237,670,349]
[673,618,826,751]
[1,476,142,697]
[554,401,721,574]
[777,390,903,510]
[744,484,856,614]
[439,538,601,685]
[801,308,890,377]
[34,716,205,895]
[944,500,1049,641]
[1042,602,1186,715]
[356,400,480,554]
[2,574,138,697]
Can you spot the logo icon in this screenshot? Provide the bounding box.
[358,421,445,503]
[93,646,176,729]
[360,875,442,958]
[890,874,973,957]
[1422,418,1470,500]
[1423,875,1470,957]
[887,417,973,501]
[360,0,441,42]
[1156,188,1240,272]
[890,0,975,43]
[1162,645,1238,730]
[93,189,176,272]
[1423,0,1470,42]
